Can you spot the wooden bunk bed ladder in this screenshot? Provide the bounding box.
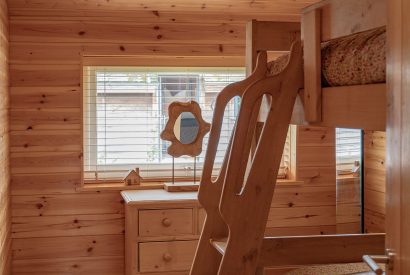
[190,40,303,275]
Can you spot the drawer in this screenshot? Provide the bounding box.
[139,240,198,272]
[139,208,194,236]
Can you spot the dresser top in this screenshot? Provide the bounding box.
[121,189,198,204]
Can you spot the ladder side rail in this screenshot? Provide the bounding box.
[190,52,268,275]
[218,40,304,275]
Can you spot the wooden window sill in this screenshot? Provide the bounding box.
[77,182,164,192]
[77,179,304,192]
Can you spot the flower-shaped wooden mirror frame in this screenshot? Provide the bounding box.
[160,101,211,158]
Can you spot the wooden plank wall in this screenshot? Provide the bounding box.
[363,131,386,233]
[8,10,336,274]
[0,0,11,274]
[266,126,336,236]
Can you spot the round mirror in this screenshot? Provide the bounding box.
[173,112,199,144]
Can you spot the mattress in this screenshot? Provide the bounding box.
[284,262,385,274]
[267,26,386,87]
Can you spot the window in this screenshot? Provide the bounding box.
[83,66,291,184]
[336,128,362,174]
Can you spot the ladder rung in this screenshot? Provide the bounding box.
[210,238,228,255]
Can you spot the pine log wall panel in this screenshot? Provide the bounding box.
[364,131,386,233]
[0,0,10,274]
[266,126,337,236]
[8,5,335,273]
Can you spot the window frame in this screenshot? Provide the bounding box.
[80,57,296,188]
[82,65,246,184]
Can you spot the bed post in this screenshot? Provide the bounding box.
[245,20,300,75]
[302,9,322,123]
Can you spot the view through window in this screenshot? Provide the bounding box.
[83,66,291,183]
[83,67,244,182]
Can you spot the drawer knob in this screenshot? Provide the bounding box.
[162,218,172,227]
[163,252,173,262]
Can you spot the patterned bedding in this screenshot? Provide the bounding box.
[267,26,386,87]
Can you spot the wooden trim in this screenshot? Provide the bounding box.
[290,84,386,130]
[82,55,244,67]
[319,84,386,130]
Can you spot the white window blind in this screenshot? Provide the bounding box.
[83,66,291,183]
[336,128,362,172]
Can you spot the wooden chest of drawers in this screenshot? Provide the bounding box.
[122,190,204,275]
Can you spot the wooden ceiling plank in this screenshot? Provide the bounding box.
[8,0,318,14]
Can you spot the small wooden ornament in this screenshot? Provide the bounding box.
[124,168,142,185]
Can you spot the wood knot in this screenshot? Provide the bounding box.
[153,25,160,30]
[242,248,257,263]
[156,34,163,39]
[78,31,86,36]
[254,185,262,194]
[119,45,125,51]
[152,10,159,17]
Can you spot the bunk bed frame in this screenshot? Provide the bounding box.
[247,2,387,132]
[300,0,386,130]
[191,0,387,274]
